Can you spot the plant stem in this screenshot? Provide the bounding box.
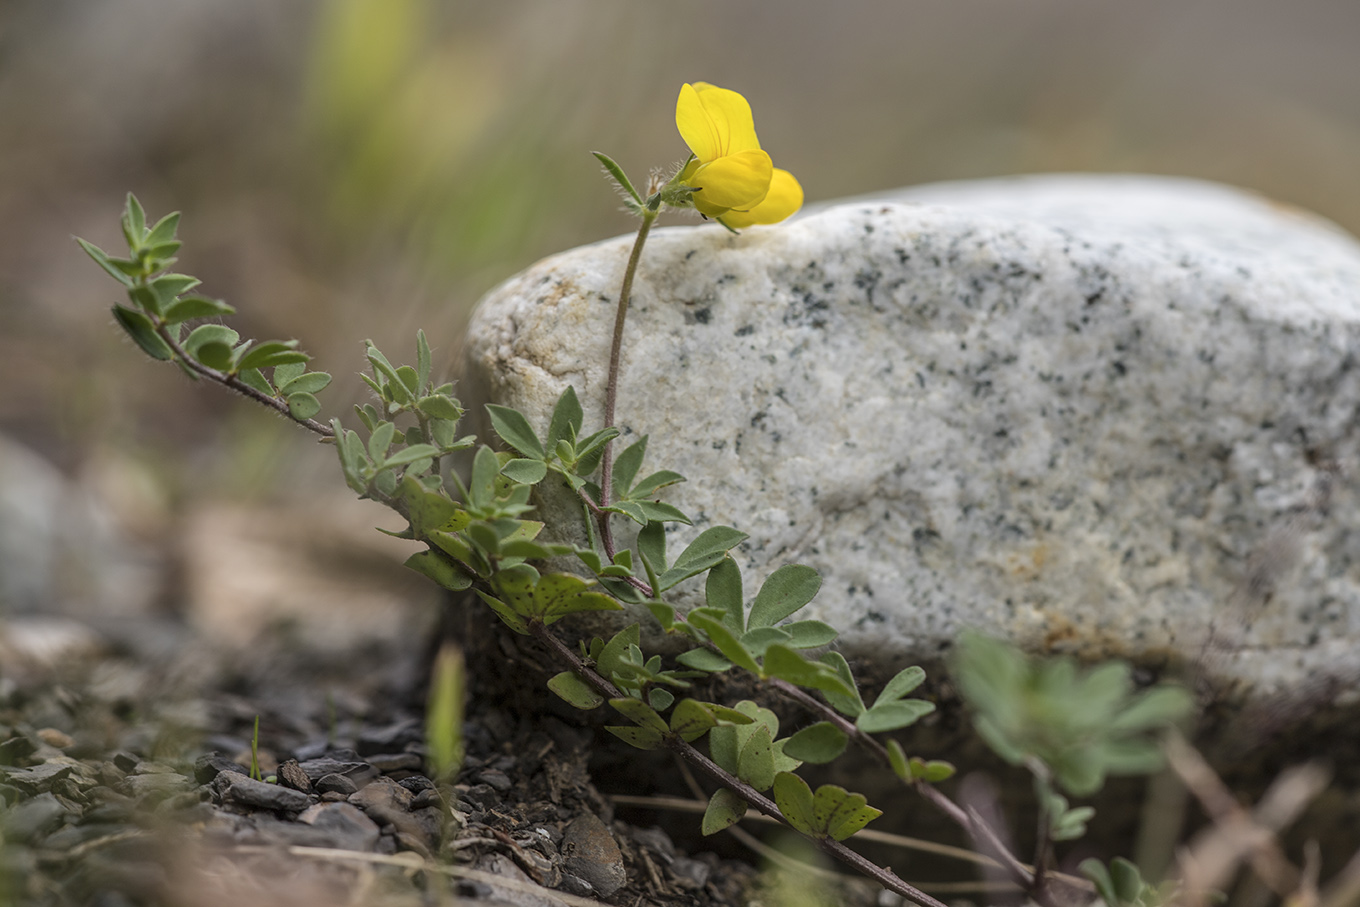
[597,211,657,558]
[153,320,335,438]
[527,619,951,907]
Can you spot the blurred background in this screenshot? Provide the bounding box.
[3,0,1360,639]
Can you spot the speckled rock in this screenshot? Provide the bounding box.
[465,175,1360,699]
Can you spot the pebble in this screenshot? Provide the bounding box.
[215,770,310,813]
[315,773,359,796]
[192,753,245,785]
[1,792,70,840]
[560,813,626,897]
[477,769,512,792]
[0,762,72,794]
[35,728,74,749]
[0,735,37,764]
[276,759,311,792]
[297,802,381,852]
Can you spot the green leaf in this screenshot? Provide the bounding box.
[141,240,181,261]
[238,367,273,396]
[782,722,848,764]
[161,294,234,323]
[486,404,545,459]
[636,501,691,524]
[740,626,792,658]
[495,457,545,485]
[637,520,666,572]
[274,361,305,386]
[887,740,910,781]
[405,550,473,591]
[874,666,927,707]
[368,421,396,462]
[123,193,146,244]
[596,624,641,681]
[592,151,644,205]
[782,620,838,649]
[748,565,822,629]
[705,556,744,633]
[146,273,201,311]
[416,329,432,391]
[669,699,718,742]
[605,726,663,750]
[856,699,935,734]
[737,725,777,791]
[287,392,321,421]
[814,784,882,841]
[772,772,817,835]
[475,591,529,634]
[548,671,603,710]
[418,394,462,420]
[383,443,440,467]
[78,238,134,287]
[194,340,232,369]
[630,470,686,499]
[648,688,675,711]
[608,697,667,732]
[612,437,648,499]
[111,304,173,360]
[701,787,746,835]
[658,527,748,591]
[1108,686,1193,732]
[278,371,331,395]
[676,648,732,673]
[145,210,180,246]
[184,323,239,359]
[918,759,956,783]
[687,613,759,674]
[818,652,865,717]
[546,386,584,452]
[1080,860,1118,907]
[238,341,307,372]
[763,645,858,701]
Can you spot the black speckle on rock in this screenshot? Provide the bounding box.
[735,324,754,336]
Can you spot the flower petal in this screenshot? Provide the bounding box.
[692,82,761,155]
[688,149,772,216]
[676,83,722,162]
[722,168,803,228]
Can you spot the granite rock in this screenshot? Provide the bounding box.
[465,175,1360,699]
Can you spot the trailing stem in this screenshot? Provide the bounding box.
[597,210,657,558]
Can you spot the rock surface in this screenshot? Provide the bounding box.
[465,174,1360,698]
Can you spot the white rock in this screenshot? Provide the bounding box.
[465,175,1360,698]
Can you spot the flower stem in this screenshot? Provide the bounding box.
[598,210,657,557]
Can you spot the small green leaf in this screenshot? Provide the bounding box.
[676,648,732,673]
[274,361,306,387]
[701,787,746,835]
[287,392,322,420]
[887,741,910,781]
[147,273,201,311]
[592,151,644,205]
[814,784,882,841]
[705,556,744,633]
[368,421,396,461]
[669,699,718,742]
[237,367,273,396]
[548,671,603,710]
[596,624,641,680]
[486,404,545,459]
[687,613,760,674]
[874,666,927,707]
[145,210,181,246]
[383,443,439,467]
[111,304,173,360]
[648,688,675,712]
[475,590,529,634]
[818,652,865,718]
[612,437,648,500]
[637,520,666,572]
[772,772,817,835]
[161,294,235,323]
[856,700,935,734]
[605,726,663,750]
[748,565,822,629]
[763,645,857,702]
[237,341,307,371]
[184,323,239,359]
[782,620,838,649]
[546,386,584,452]
[405,550,473,591]
[279,371,332,395]
[737,725,777,791]
[416,329,432,391]
[608,697,667,732]
[418,394,462,420]
[194,340,233,370]
[630,470,686,499]
[123,193,146,244]
[636,501,690,524]
[78,238,134,287]
[658,527,748,592]
[501,458,547,484]
[740,626,792,658]
[782,722,848,764]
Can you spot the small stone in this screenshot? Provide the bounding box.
[476,769,512,792]
[124,772,193,799]
[557,874,596,898]
[111,752,139,773]
[410,788,443,811]
[0,762,71,795]
[0,735,37,765]
[216,770,310,813]
[276,759,311,792]
[34,728,73,749]
[193,753,245,785]
[1,792,70,841]
[298,802,381,851]
[298,755,375,783]
[348,777,412,826]
[315,773,359,796]
[460,783,500,810]
[132,761,176,775]
[397,775,434,794]
[319,791,349,803]
[560,813,626,897]
[366,752,422,773]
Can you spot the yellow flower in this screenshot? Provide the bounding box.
[675,82,803,227]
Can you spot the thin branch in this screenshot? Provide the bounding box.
[154,321,334,438]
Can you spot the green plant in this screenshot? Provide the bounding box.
[83,81,1198,901]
